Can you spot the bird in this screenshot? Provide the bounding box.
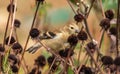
[26,23,80,53]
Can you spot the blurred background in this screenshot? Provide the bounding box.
[0,0,118,71]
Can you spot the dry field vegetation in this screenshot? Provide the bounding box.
[0,0,119,74]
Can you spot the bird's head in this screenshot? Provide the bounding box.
[67,23,80,34]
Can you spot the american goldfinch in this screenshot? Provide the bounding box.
[27,23,80,53]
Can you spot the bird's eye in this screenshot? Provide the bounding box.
[70,27,74,29]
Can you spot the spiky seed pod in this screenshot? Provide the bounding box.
[29,68,41,74]
[11,65,18,73]
[86,42,96,53]
[77,30,88,41]
[100,18,110,30]
[114,56,120,66]
[36,0,44,4]
[74,13,84,22]
[67,34,78,46]
[29,68,36,74]
[59,48,74,58]
[5,36,16,45]
[35,55,46,67]
[79,65,93,74]
[109,27,117,36]
[12,42,22,54]
[7,4,16,13]
[105,9,114,20]
[30,28,40,38]
[8,54,18,65]
[47,56,55,65]
[14,19,21,28]
[0,44,5,52]
[101,56,113,65]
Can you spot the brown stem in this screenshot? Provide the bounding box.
[116,0,120,56]
[99,0,105,18]
[86,0,96,18]
[48,57,57,73]
[77,52,88,74]
[85,47,104,74]
[66,0,77,14]
[3,13,11,47]
[78,41,83,62]
[8,0,17,45]
[18,1,41,73]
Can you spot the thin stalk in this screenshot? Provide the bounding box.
[77,52,88,74]
[3,13,11,47]
[48,57,57,73]
[78,41,83,62]
[86,0,96,18]
[97,0,106,62]
[85,47,104,74]
[116,0,120,56]
[8,0,17,45]
[66,0,77,14]
[98,29,105,49]
[18,1,41,73]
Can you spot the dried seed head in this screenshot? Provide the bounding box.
[109,27,117,36]
[105,9,114,20]
[8,54,18,64]
[100,18,110,30]
[67,34,78,46]
[47,56,55,65]
[59,48,74,58]
[77,30,88,41]
[12,42,22,54]
[36,0,44,3]
[35,55,46,67]
[86,41,96,53]
[29,68,36,74]
[74,13,84,22]
[79,65,93,74]
[14,19,21,28]
[7,4,16,13]
[5,36,16,45]
[30,28,40,38]
[114,56,120,66]
[0,44,5,52]
[11,65,18,73]
[101,56,113,65]
[29,68,41,74]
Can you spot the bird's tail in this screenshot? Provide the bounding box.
[26,42,42,54]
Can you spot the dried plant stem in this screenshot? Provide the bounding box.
[0,54,2,74]
[8,0,17,45]
[3,13,11,47]
[78,41,83,62]
[116,0,120,56]
[98,29,105,49]
[37,39,68,65]
[18,1,41,73]
[77,52,88,74]
[86,0,96,17]
[99,0,105,18]
[48,57,57,73]
[96,0,106,63]
[66,0,77,14]
[85,47,104,74]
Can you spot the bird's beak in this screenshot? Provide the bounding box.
[75,30,80,33]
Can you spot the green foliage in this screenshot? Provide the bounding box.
[102,0,117,10]
[67,67,74,74]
